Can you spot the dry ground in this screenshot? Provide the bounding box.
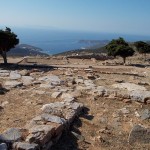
[0,56,150,150]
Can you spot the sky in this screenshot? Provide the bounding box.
[0,0,150,36]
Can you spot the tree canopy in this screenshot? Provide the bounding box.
[0,27,19,64]
[134,41,150,60]
[105,37,134,64]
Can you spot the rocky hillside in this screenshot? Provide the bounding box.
[8,44,49,57]
[54,46,107,56]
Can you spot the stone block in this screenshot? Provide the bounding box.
[13,142,39,150]
[26,125,55,145]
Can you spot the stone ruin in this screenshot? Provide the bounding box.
[0,98,83,150]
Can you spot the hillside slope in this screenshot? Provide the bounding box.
[7,44,49,56]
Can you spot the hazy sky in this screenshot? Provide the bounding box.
[0,0,150,35]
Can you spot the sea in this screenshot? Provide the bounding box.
[14,28,150,55]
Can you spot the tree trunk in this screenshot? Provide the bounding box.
[1,51,7,64]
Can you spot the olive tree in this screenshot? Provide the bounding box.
[0,27,19,64]
[106,37,134,64]
[134,41,150,60]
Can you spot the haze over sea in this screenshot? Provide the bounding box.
[14,27,150,55]
[1,0,150,55]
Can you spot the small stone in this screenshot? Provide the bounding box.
[34,90,45,95]
[123,99,132,103]
[9,71,21,80]
[38,75,60,85]
[51,92,62,98]
[41,113,66,124]
[61,93,74,100]
[0,128,23,143]
[119,107,130,114]
[130,90,150,103]
[129,125,150,144]
[4,81,23,88]
[135,111,141,117]
[13,142,39,150]
[19,70,30,76]
[140,109,150,120]
[0,143,7,150]
[22,76,34,86]
[40,84,54,89]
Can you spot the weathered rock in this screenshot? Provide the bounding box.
[41,102,65,112]
[9,71,21,80]
[22,76,34,86]
[84,80,94,86]
[84,80,96,89]
[0,70,10,77]
[135,111,141,117]
[112,83,146,91]
[90,86,107,97]
[40,84,54,89]
[140,109,150,120]
[4,81,23,88]
[25,99,83,148]
[0,143,7,150]
[51,92,62,98]
[41,114,66,124]
[130,90,150,103]
[26,125,55,145]
[0,128,24,143]
[64,97,75,103]
[38,75,60,85]
[119,107,130,114]
[33,90,45,95]
[69,102,83,111]
[65,110,77,124]
[19,70,30,76]
[129,125,150,144]
[41,104,63,118]
[76,85,91,91]
[13,142,39,150]
[71,90,82,98]
[61,93,74,100]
